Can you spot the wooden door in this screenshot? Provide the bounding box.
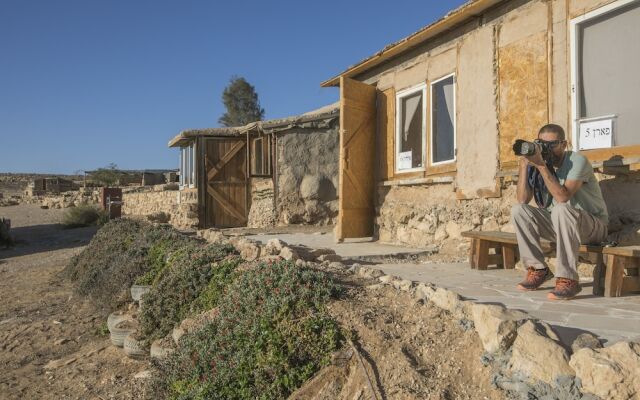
[336,77,377,240]
[203,138,248,228]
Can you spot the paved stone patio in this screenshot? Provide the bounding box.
[248,232,640,347]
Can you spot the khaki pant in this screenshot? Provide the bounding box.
[510,203,607,281]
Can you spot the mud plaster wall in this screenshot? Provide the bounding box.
[122,186,198,228]
[276,127,339,226]
[456,24,500,197]
[247,177,276,228]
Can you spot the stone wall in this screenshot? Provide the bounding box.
[122,185,198,229]
[376,182,516,253]
[247,178,276,228]
[26,187,101,209]
[275,127,339,226]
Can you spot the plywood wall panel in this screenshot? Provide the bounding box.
[498,31,549,166]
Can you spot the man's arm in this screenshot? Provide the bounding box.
[516,157,533,204]
[535,165,582,203]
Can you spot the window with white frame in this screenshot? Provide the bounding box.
[430,74,456,164]
[396,84,426,172]
[180,143,196,188]
[571,0,640,149]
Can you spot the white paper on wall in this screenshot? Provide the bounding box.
[579,117,613,150]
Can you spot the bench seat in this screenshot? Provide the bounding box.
[461,231,640,297]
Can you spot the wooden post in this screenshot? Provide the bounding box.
[592,253,605,296]
[502,245,517,269]
[469,238,478,269]
[604,255,626,297]
[474,240,490,270]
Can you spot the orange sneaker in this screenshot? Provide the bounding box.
[547,278,581,300]
[516,267,554,291]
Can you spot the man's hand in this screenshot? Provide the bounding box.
[524,145,545,168]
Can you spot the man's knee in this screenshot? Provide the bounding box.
[551,203,577,222]
[511,204,534,224]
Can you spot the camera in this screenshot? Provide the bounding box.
[512,139,551,160]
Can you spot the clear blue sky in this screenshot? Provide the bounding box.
[0,0,466,174]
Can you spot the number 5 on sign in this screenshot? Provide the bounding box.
[579,118,613,150]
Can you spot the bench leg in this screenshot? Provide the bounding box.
[469,239,478,269]
[592,253,605,296]
[604,255,626,297]
[474,240,490,271]
[502,245,517,270]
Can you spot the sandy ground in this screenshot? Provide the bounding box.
[0,204,145,400]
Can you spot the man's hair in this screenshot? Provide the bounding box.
[538,124,565,140]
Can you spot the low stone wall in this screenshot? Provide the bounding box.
[122,185,198,228]
[26,187,101,209]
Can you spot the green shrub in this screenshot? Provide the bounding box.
[62,205,108,228]
[139,243,238,340]
[153,260,344,400]
[65,219,196,310]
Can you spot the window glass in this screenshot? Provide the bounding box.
[578,2,640,147]
[431,76,455,164]
[397,89,424,170]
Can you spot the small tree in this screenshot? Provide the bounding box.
[91,163,120,187]
[218,76,265,127]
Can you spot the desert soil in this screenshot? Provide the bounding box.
[0,204,145,400]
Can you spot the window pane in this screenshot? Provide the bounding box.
[253,138,263,175]
[432,76,455,163]
[190,144,196,186]
[579,2,640,146]
[399,91,423,169]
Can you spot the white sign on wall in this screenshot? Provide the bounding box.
[398,151,413,170]
[579,117,613,150]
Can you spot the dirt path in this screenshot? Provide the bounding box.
[0,205,145,400]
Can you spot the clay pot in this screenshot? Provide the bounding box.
[107,311,132,333]
[110,320,138,347]
[150,339,175,360]
[130,285,152,302]
[123,333,147,358]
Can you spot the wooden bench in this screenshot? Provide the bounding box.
[460,231,640,297]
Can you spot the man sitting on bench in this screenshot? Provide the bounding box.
[512,124,609,300]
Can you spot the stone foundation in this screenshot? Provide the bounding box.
[26,187,101,209]
[376,183,516,251]
[122,185,198,229]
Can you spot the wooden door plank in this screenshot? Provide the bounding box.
[207,184,246,223]
[337,77,377,240]
[207,141,245,181]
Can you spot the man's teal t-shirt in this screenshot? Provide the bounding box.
[545,151,609,224]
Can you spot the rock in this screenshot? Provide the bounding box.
[508,320,574,385]
[54,338,70,346]
[134,370,153,379]
[279,247,299,261]
[265,238,287,255]
[365,283,385,291]
[392,279,413,291]
[378,275,395,284]
[429,288,462,314]
[310,248,336,258]
[300,175,321,200]
[237,239,261,261]
[413,283,435,301]
[328,262,345,270]
[295,259,305,267]
[434,225,448,241]
[317,254,342,263]
[571,332,603,353]
[471,304,530,354]
[43,357,77,370]
[445,221,462,239]
[570,341,640,400]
